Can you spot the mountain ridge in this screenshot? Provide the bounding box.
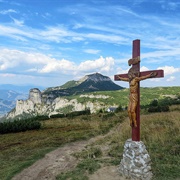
[4,73,123,119]
[43,73,123,97]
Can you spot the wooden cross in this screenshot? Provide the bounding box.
[114,39,164,141]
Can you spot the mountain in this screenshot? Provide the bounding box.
[43,73,123,97]
[5,73,124,119]
[0,99,16,117]
[0,90,27,101]
[0,90,28,117]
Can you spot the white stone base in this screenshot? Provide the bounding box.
[119,139,153,180]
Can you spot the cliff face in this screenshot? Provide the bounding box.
[29,88,42,104]
[7,89,49,118]
[6,88,104,119]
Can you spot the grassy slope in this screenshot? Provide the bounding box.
[0,113,124,180]
[69,86,180,107]
[57,106,180,180]
[0,86,180,179]
[117,107,180,180]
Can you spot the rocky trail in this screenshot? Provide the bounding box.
[12,125,126,180]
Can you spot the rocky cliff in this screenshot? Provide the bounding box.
[7,88,48,119]
[6,73,122,119]
[6,88,106,119]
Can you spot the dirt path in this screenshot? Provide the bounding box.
[12,128,126,180]
[12,140,88,180]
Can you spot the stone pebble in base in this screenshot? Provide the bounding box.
[118,139,153,180]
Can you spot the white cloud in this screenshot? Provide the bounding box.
[39,59,76,73]
[0,49,115,75]
[140,66,149,71]
[116,67,128,74]
[83,49,100,54]
[160,1,180,10]
[86,33,126,44]
[158,66,180,76]
[142,48,180,60]
[0,73,16,77]
[0,49,53,70]
[0,9,17,14]
[78,56,114,72]
[167,76,175,82]
[10,17,24,26]
[0,25,33,41]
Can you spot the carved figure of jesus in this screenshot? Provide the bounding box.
[118,67,157,127]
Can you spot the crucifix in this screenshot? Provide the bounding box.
[114,39,164,141]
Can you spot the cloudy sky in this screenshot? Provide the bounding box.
[0,0,180,88]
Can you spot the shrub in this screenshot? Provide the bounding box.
[148,105,169,113]
[148,99,169,113]
[66,109,91,118]
[50,114,65,118]
[50,109,91,119]
[161,105,170,112]
[33,115,49,121]
[150,99,158,106]
[0,119,41,134]
[115,105,123,112]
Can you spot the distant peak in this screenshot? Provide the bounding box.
[79,73,111,83]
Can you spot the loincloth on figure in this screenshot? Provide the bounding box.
[129,93,138,103]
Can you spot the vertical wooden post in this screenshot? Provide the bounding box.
[132,39,140,141]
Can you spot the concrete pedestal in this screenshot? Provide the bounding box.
[119,139,153,180]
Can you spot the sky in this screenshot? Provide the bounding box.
[0,0,180,88]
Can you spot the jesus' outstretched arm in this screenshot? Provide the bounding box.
[118,76,129,82]
[137,72,157,81]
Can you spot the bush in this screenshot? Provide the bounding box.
[66,109,91,118]
[33,115,49,121]
[148,99,170,113]
[50,109,91,119]
[148,105,169,113]
[150,99,158,106]
[115,105,123,113]
[0,119,41,134]
[161,105,170,112]
[50,114,65,118]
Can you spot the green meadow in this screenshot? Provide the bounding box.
[71,86,180,108]
[0,86,180,180]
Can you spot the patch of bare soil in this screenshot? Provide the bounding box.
[12,127,124,180]
[12,141,88,180]
[88,166,126,180]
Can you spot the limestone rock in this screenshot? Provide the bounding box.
[29,88,42,104]
[6,88,105,119]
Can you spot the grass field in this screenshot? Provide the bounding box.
[0,92,180,180]
[0,113,125,180]
[121,109,180,180]
[70,86,180,108]
[57,106,180,180]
